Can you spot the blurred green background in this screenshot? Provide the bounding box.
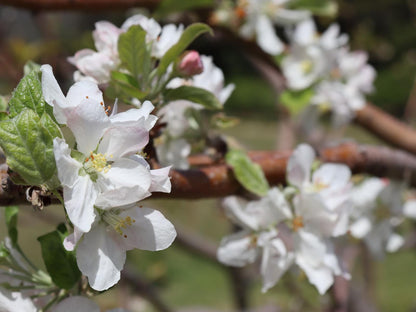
[0,0,416,311]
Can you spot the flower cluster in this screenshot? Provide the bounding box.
[69,14,183,84]
[41,64,176,291]
[218,144,351,294]
[282,19,376,124]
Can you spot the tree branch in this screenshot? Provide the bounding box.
[0,0,160,11]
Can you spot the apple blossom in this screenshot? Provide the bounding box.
[63,205,176,291]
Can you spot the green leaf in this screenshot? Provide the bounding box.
[164,86,222,110]
[157,23,212,76]
[211,113,239,129]
[4,206,19,246]
[38,224,81,289]
[0,109,56,185]
[290,0,338,16]
[9,70,45,118]
[40,112,62,140]
[110,71,148,100]
[23,61,41,76]
[0,95,8,111]
[155,0,214,17]
[118,25,151,82]
[279,88,313,115]
[226,149,269,196]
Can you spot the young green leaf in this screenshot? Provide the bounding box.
[4,206,19,246]
[23,61,41,76]
[118,25,151,83]
[226,149,269,196]
[157,23,212,76]
[110,71,148,100]
[9,70,45,118]
[38,224,81,290]
[279,88,313,115]
[40,113,62,140]
[0,109,56,185]
[164,86,222,109]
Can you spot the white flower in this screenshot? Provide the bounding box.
[155,137,191,170]
[238,0,310,55]
[64,205,176,291]
[0,288,37,312]
[287,144,352,237]
[217,188,294,291]
[42,65,169,232]
[69,14,183,83]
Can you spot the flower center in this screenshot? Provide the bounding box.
[102,211,136,238]
[292,216,304,231]
[84,152,112,174]
[301,60,314,74]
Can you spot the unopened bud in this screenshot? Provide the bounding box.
[177,50,203,77]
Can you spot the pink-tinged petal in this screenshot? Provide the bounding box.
[63,227,85,251]
[53,138,81,187]
[40,64,68,124]
[115,207,176,251]
[260,238,294,293]
[121,14,161,40]
[66,81,104,108]
[76,224,126,291]
[110,101,157,131]
[95,158,152,209]
[149,166,171,193]
[70,52,117,84]
[66,99,109,154]
[98,125,149,158]
[52,296,99,312]
[63,176,98,232]
[217,231,258,267]
[255,15,284,55]
[93,21,121,53]
[287,144,315,188]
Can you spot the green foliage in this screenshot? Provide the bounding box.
[23,61,41,76]
[164,86,222,110]
[4,206,19,246]
[155,0,214,17]
[279,88,313,115]
[9,70,46,118]
[211,113,239,129]
[226,149,269,196]
[118,25,151,86]
[110,71,148,100]
[290,0,338,16]
[0,109,58,185]
[157,23,212,76]
[37,224,81,290]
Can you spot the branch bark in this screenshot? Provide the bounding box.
[0,0,161,11]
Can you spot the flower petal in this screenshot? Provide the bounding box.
[217,230,258,267]
[63,175,98,232]
[287,144,315,188]
[76,223,126,291]
[150,166,172,193]
[53,138,81,187]
[66,81,104,108]
[255,15,284,55]
[116,207,176,251]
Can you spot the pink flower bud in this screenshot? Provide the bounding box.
[177,50,204,76]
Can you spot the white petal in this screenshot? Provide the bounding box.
[260,238,294,292]
[313,164,351,190]
[386,233,404,253]
[63,176,98,232]
[116,207,176,251]
[66,81,104,108]
[52,296,99,312]
[53,138,81,187]
[95,158,152,209]
[40,64,68,124]
[98,125,149,158]
[0,288,37,312]
[63,227,85,251]
[349,217,372,239]
[110,101,157,131]
[66,99,109,154]
[217,231,259,267]
[77,223,126,291]
[149,166,171,193]
[403,200,416,219]
[255,15,284,55]
[222,196,257,230]
[287,144,315,188]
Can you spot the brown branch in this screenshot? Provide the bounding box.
[0,0,161,11]
[3,143,416,204]
[355,104,416,155]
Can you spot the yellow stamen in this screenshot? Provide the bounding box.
[292,216,304,231]
[103,212,136,237]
